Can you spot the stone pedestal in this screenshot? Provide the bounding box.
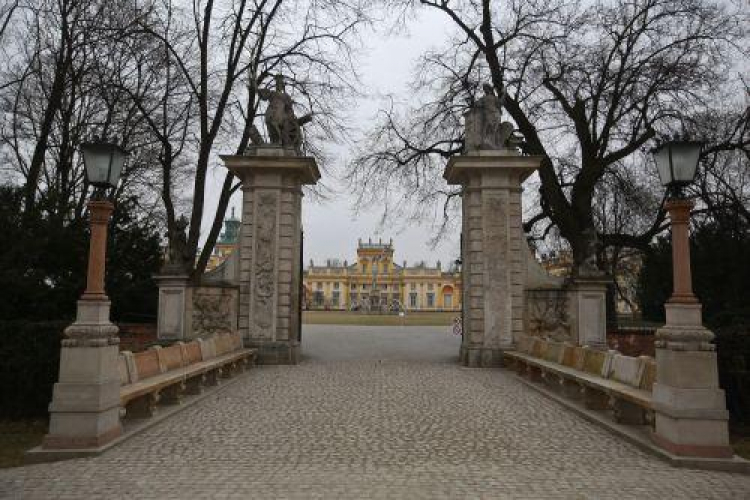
[155,274,191,340]
[222,147,319,364]
[652,335,732,458]
[44,200,122,449]
[652,300,732,458]
[567,277,609,349]
[444,149,541,367]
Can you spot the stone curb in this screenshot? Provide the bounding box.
[508,370,750,475]
[24,369,254,464]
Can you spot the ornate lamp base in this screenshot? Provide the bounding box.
[651,302,732,458]
[43,298,122,449]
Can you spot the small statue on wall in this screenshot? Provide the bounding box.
[464,83,516,152]
[162,216,192,274]
[255,74,313,152]
[577,227,606,278]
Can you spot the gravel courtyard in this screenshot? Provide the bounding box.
[1,326,749,499]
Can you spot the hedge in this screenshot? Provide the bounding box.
[0,321,66,419]
[714,325,750,424]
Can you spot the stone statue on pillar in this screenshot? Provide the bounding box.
[162,216,191,274]
[254,75,313,153]
[577,227,606,278]
[464,83,516,152]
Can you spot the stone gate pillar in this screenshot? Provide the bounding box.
[445,149,541,367]
[222,147,319,364]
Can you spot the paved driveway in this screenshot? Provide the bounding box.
[1,326,749,499]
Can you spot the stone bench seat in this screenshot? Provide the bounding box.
[118,332,256,419]
[120,350,254,406]
[505,338,656,425]
[507,351,652,409]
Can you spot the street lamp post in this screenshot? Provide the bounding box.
[650,138,732,458]
[42,137,128,453]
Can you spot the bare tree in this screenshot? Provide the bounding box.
[133,0,367,277]
[351,0,747,273]
[0,1,18,43]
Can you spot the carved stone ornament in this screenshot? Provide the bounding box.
[192,289,234,336]
[526,289,571,342]
[253,192,277,336]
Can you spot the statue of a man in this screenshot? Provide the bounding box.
[256,75,312,151]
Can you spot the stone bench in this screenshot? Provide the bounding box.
[118,332,256,419]
[506,337,656,425]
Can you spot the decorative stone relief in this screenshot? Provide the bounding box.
[525,289,571,342]
[192,288,236,336]
[253,192,277,337]
[483,193,508,347]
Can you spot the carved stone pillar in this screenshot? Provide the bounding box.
[444,149,541,367]
[222,147,319,364]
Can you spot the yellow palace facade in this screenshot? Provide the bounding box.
[303,238,462,312]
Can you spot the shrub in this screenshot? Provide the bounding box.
[0,186,162,322]
[0,321,66,419]
[714,325,750,424]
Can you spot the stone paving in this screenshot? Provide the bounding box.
[2,326,749,499]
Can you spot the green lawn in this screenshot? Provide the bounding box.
[302,310,458,326]
[733,437,750,460]
[0,420,46,468]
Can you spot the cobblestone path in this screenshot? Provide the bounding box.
[1,326,749,499]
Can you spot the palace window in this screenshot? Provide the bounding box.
[427,283,434,291]
[350,283,356,290]
[409,293,417,308]
[427,293,435,308]
[410,283,416,290]
[362,283,368,290]
[444,294,452,308]
[332,291,340,306]
[334,282,340,290]
[316,282,323,290]
[362,263,367,273]
[383,283,388,290]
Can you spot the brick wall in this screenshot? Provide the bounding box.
[118,323,158,352]
[607,327,656,357]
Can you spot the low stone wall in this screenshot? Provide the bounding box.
[155,275,239,341]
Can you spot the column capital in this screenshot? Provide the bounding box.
[665,198,694,224]
[87,199,115,223]
[444,150,543,186]
[221,152,320,186]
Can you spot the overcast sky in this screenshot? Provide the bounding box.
[205,9,461,268]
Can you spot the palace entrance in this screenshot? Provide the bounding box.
[156,86,609,367]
